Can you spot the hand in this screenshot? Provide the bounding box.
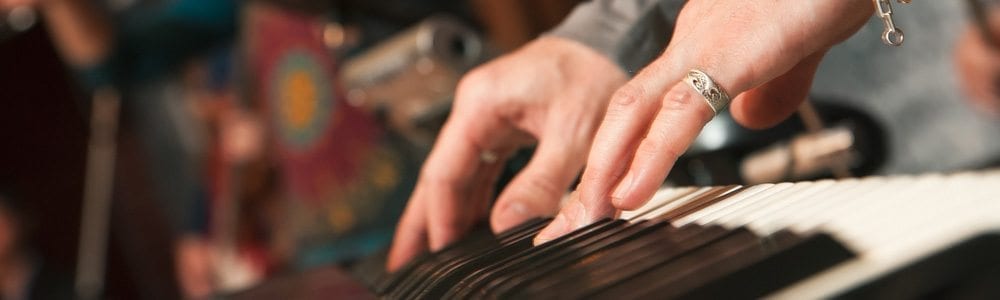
[387,36,627,271]
[955,20,1000,117]
[535,0,874,243]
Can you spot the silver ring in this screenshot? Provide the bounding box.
[683,69,731,115]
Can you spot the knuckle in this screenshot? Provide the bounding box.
[610,84,647,107]
[453,69,495,109]
[417,169,456,192]
[662,87,715,122]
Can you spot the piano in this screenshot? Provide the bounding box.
[234,169,1000,299]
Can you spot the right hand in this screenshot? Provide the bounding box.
[387,36,627,271]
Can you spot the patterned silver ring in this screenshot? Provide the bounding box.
[683,69,731,115]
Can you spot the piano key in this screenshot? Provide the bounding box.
[479,221,672,298]
[656,185,744,221]
[514,224,724,298]
[630,186,739,222]
[571,227,761,299]
[365,169,1000,299]
[377,218,548,294]
[534,226,748,299]
[618,186,699,220]
[624,186,715,221]
[386,219,548,298]
[418,219,622,299]
[596,230,805,299]
[679,232,855,299]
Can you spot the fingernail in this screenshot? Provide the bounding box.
[534,213,569,245]
[611,171,635,208]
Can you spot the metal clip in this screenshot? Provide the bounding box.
[874,0,911,46]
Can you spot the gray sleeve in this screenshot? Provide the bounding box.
[548,0,686,75]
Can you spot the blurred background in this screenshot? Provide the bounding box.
[0,0,999,299]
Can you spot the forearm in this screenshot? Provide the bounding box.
[547,0,685,75]
[40,0,113,68]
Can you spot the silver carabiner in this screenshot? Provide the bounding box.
[873,0,911,46]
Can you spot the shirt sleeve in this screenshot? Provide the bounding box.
[547,0,686,76]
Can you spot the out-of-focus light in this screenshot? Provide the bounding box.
[7,6,36,32]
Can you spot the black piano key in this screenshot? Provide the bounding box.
[405,219,547,298]
[349,247,388,288]
[495,187,738,298]
[379,226,494,296]
[480,221,672,298]
[508,226,712,295]
[517,224,729,298]
[601,230,801,299]
[387,219,547,299]
[838,232,1000,299]
[442,219,625,299]
[679,232,855,299]
[383,218,548,298]
[460,220,649,298]
[578,227,760,299]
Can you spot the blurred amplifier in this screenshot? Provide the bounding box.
[341,15,488,148]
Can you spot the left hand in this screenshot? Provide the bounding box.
[535,0,875,243]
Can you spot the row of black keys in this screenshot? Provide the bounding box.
[350,218,854,299]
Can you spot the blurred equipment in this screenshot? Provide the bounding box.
[740,125,857,185]
[339,169,1000,299]
[341,15,487,148]
[244,1,422,272]
[75,87,121,300]
[670,98,887,186]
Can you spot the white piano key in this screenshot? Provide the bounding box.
[619,186,697,221]
[671,183,778,226]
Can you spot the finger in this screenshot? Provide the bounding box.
[386,96,512,270]
[387,188,429,272]
[729,49,828,129]
[598,1,867,213]
[534,191,588,245]
[610,82,715,210]
[490,134,585,232]
[668,1,870,98]
[469,149,512,225]
[571,82,663,226]
[422,121,500,251]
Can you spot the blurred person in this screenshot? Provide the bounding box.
[956,0,1000,117]
[387,0,912,270]
[1,0,242,298]
[0,189,73,300]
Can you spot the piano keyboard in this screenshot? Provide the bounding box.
[349,169,1000,299]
